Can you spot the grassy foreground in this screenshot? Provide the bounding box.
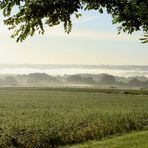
[0,87,147,147]
[68,131,148,148]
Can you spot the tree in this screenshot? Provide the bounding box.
[0,0,148,42]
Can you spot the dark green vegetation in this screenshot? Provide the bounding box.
[0,87,147,147]
[68,131,148,148]
[0,0,147,42]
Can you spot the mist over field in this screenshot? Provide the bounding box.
[0,64,148,77]
[0,64,148,88]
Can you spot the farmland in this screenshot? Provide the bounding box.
[0,87,147,147]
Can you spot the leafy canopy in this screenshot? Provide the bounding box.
[0,0,148,42]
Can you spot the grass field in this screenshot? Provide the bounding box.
[0,87,147,147]
[68,131,148,148]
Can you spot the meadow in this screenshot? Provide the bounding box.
[69,131,148,148]
[0,87,147,147]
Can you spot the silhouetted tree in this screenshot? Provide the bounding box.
[100,75,116,85]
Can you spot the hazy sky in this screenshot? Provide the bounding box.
[0,10,147,65]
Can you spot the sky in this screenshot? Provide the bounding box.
[0,10,147,65]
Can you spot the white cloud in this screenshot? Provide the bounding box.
[44,27,140,41]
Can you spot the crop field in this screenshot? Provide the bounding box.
[0,87,147,147]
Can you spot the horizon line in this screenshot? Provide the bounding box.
[0,64,148,67]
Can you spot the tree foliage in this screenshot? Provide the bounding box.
[0,0,148,42]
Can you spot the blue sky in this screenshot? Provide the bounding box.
[0,10,147,65]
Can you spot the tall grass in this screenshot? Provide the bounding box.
[0,88,147,147]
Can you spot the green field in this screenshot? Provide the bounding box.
[68,131,148,148]
[0,87,147,147]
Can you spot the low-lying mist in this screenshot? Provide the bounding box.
[0,64,148,77]
[0,73,148,89]
[0,65,148,88]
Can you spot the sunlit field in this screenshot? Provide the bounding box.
[68,131,148,148]
[0,87,147,147]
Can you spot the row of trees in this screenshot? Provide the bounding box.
[0,73,148,88]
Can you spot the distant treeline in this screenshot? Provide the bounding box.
[0,73,148,88]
